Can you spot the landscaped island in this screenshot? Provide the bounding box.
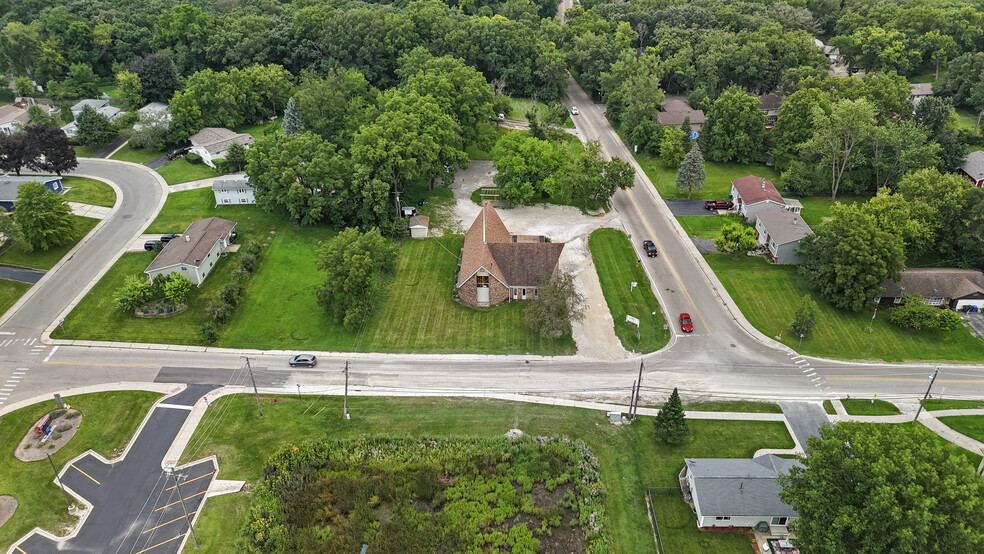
[243,435,607,553]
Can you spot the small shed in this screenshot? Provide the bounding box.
[409,215,429,238]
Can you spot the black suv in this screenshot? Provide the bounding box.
[160,233,179,243]
[642,240,658,257]
[144,240,161,251]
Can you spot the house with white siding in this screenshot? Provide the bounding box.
[754,209,812,264]
[212,174,254,206]
[144,217,237,286]
[730,175,801,222]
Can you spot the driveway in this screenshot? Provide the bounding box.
[0,264,44,284]
[779,401,831,452]
[965,313,984,340]
[665,200,714,216]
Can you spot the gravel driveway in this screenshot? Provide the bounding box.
[450,162,629,360]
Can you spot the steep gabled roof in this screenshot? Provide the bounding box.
[488,242,565,287]
[0,104,29,125]
[732,175,785,206]
[145,217,236,271]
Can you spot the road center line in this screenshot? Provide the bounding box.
[154,490,206,512]
[166,471,215,491]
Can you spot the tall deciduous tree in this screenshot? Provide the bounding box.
[523,271,585,338]
[779,423,984,553]
[798,203,905,312]
[491,132,564,205]
[315,227,395,330]
[0,132,29,176]
[803,98,876,201]
[895,168,973,258]
[115,69,144,110]
[714,222,757,260]
[13,181,76,250]
[653,388,689,444]
[281,96,302,136]
[659,126,685,169]
[771,88,831,171]
[862,188,934,259]
[674,144,705,200]
[868,120,940,191]
[128,53,181,104]
[912,96,964,170]
[702,85,766,164]
[24,124,77,175]
[0,215,30,251]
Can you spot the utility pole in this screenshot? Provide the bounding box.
[629,380,637,420]
[296,384,301,402]
[47,453,72,512]
[632,360,645,419]
[243,357,263,417]
[167,468,199,548]
[913,366,940,424]
[343,360,350,420]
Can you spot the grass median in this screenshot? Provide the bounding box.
[156,158,221,186]
[110,144,163,164]
[841,398,900,416]
[61,176,116,208]
[180,395,794,554]
[0,216,99,271]
[589,228,669,353]
[706,254,984,362]
[0,391,162,550]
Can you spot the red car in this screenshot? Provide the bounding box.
[679,313,694,333]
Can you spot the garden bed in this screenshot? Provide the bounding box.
[15,409,83,461]
[243,435,606,552]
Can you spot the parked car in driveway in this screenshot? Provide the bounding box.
[289,354,317,367]
[642,240,658,257]
[160,233,179,243]
[679,313,694,333]
[144,240,161,251]
[704,200,733,210]
[167,145,192,160]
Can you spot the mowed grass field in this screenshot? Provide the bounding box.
[156,158,221,185]
[110,144,164,164]
[180,395,794,554]
[0,392,162,551]
[841,399,900,416]
[938,415,984,443]
[706,254,984,362]
[589,229,669,353]
[0,216,99,270]
[634,156,780,200]
[0,279,31,318]
[61,176,116,207]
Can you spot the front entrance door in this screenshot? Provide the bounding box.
[476,275,490,303]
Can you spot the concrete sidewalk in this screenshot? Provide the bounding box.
[67,202,112,219]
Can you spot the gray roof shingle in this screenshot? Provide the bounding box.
[686,455,803,518]
[211,174,250,191]
[961,150,984,181]
[189,127,255,155]
[757,209,812,246]
[145,217,236,271]
[0,176,60,202]
[881,268,984,299]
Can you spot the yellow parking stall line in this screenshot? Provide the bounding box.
[154,490,206,512]
[134,533,186,554]
[15,546,27,553]
[142,512,196,534]
[71,464,100,484]
[165,471,214,491]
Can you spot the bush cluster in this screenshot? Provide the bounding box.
[199,240,263,343]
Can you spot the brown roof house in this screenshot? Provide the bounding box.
[657,99,705,131]
[408,215,429,238]
[757,94,783,128]
[880,268,984,311]
[730,175,802,222]
[189,127,254,168]
[456,202,564,307]
[959,150,984,188]
[145,217,237,286]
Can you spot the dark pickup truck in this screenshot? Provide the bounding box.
[704,199,734,210]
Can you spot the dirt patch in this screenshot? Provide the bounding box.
[0,495,16,528]
[532,482,572,510]
[15,409,83,462]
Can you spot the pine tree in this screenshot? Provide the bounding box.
[654,388,689,444]
[680,116,693,153]
[282,96,302,136]
[674,144,706,200]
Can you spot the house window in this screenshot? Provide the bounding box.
[894,297,903,304]
[925,297,944,306]
[223,199,230,204]
[240,198,247,203]
[715,516,731,521]
[476,275,489,287]
[238,188,247,193]
[181,266,187,271]
[771,517,788,525]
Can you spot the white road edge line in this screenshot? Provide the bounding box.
[43,345,59,362]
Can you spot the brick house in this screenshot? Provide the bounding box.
[456,202,564,307]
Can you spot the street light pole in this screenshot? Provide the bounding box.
[47,453,72,511]
[913,367,940,424]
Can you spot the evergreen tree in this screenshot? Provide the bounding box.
[282,96,302,136]
[75,105,117,146]
[654,388,689,444]
[680,116,692,153]
[223,141,247,172]
[674,144,706,200]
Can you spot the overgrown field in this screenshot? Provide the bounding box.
[244,436,607,552]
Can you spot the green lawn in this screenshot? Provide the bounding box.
[823,400,836,414]
[634,155,780,200]
[589,229,670,353]
[954,107,982,135]
[0,278,31,318]
[0,391,162,551]
[794,197,861,226]
[507,97,576,127]
[676,214,750,240]
[937,415,984,444]
[908,69,944,83]
[0,216,99,270]
[683,401,783,413]
[145,187,281,235]
[110,144,164,164]
[841,398,900,416]
[235,119,281,141]
[924,399,984,411]
[706,254,984,362]
[180,395,794,554]
[156,158,221,185]
[61,176,116,207]
[73,143,103,158]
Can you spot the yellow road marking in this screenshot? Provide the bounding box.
[15,546,27,553]
[576,107,710,334]
[44,361,159,368]
[71,464,100,484]
[827,377,984,384]
[134,533,186,554]
[154,490,206,512]
[166,471,214,491]
[142,512,196,534]
[313,406,327,417]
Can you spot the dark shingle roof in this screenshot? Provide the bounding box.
[686,456,803,518]
[881,268,984,299]
[961,150,984,181]
[757,209,812,245]
[145,217,236,271]
[758,94,783,111]
[487,242,565,287]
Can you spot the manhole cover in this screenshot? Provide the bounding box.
[730,343,736,347]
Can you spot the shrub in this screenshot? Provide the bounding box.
[113,274,153,312]
[55,424,72,432]
[890,294,940,330]
[65,411,80,420]
[241,240,262,257]
[50,409,67,418]
[200,321,218,343]
[184,152,203,164]
[219,282,242,306]
[239,251,258,273]
[206,301,233,324]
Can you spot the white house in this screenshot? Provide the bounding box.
[133,102,171,132]
[730,175,801,222]
[212,174,255,206]
[910,83,933,108]
[144,217,237,286]
[189,127,254,168]
[61,99,123,138]
[683,455,803,534]
[409,215,429,238]
[754,209,813,264]
[0,104,29,135]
